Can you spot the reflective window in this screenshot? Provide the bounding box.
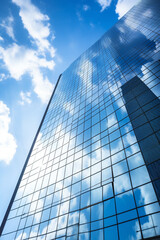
[2,1,160,239]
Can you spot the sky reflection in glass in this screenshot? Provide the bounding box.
[1,0,160,239]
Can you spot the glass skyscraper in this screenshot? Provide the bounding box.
[1,0,160,239]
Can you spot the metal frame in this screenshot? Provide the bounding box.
[0,74,62,236]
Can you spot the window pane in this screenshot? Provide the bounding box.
[104,225,118,240]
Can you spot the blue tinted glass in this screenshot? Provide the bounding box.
[116,191,136,214]
[104,225,118,240]
[2,0,160,239]
[119,220,140,240]
[104,198,115,218]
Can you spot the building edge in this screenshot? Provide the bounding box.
[0,74,62,236]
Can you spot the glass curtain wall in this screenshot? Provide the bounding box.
[1,0,160,239]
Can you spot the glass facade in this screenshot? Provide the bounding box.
[0,0,160,239]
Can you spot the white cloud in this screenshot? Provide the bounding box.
[0,73,8,82]
[0,0,57,103]
[16,232,27,240]
[78,58,99,105]
[76,11,83,21]
[12,0,55,57]
[0,101,17,164]
[90,23,94,28]
[96,0,112,12]
[83,5,90,11]
[0,43,54,103]
[0,36,4,41]
[63,101,74,115]
[19,91,31,105]
[142,9,152,18]
[31,67,53,103]
[107,113,117,128]
[0,15,16,41]
[78,59,92,84]
[115,0,141,19]
[114,172,131,194]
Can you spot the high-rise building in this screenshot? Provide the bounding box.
[1,0,160,239]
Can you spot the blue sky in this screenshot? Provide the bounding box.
[0,0,139,225]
